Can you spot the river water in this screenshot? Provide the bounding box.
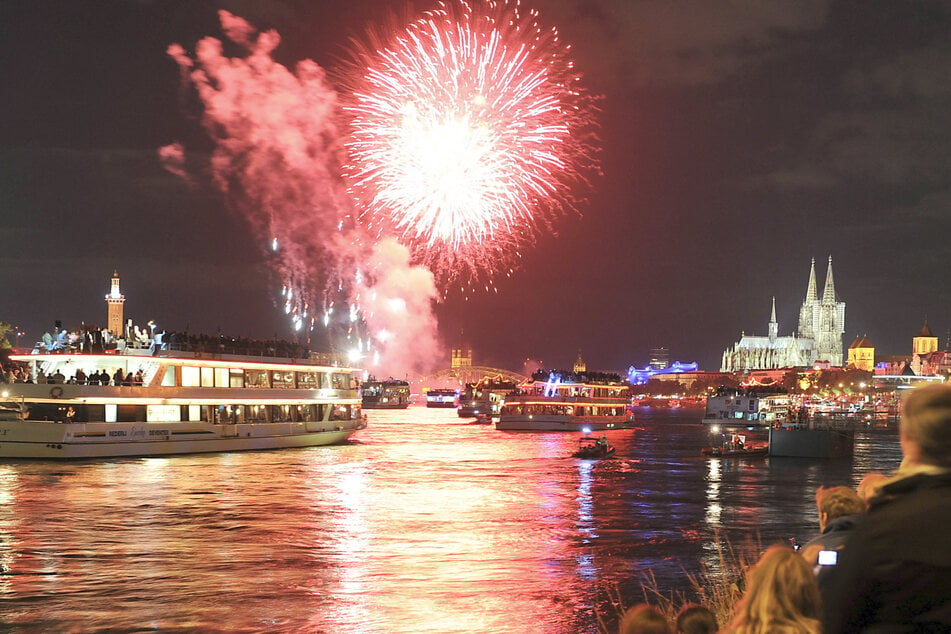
[0,406,902,633]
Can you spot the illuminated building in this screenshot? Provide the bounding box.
[105,271,125,336]
[627,360,699,385]
[847,335,875,372]
[721,257,845,371]
[573,350,586,373]
[451,343,473,369]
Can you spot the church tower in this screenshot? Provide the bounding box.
[913,320,938,356]
[847,335,875,372]
[451,343,472,369]
[911,320,939,375]
[768,297,778,341]
[105,271,125,336]
[798,257,845,366]
[573,350,586,373]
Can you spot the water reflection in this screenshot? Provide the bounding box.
[0,408,902,632]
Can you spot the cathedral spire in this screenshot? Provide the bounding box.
[768,296,778,340]
[805,258,818,303]
[822,255,836,303]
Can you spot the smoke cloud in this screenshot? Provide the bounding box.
[163,11,442,376]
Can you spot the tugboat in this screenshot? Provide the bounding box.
[701,428,768,458]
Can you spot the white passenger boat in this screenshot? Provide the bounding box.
[496,370,635,431]
[0,272,366,459]
[702,389,793,427]
[425,388,458,408]
[0,348,367,459]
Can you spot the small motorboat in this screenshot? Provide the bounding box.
[572,435,616,459]
[701,442,769,458]
[473,413,492,424]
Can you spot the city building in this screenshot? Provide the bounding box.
[847,335,875,372]
[720,257,845,371]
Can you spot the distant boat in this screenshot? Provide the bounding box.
[425,388,458,408]
[361,377,411,409]
[457,377,519,418]
[703,389,792,427]
[571,434,616,459]
[701,442,769,459]
[496,369,635,432]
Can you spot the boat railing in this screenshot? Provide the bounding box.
[509,393,628,404]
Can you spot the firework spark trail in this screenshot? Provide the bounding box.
[163,11,442,375]
[344,0,600,290]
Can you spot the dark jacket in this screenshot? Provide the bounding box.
[803,513,863,593]
[822,470,951,633]
[803,513,864,553]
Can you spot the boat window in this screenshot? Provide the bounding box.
[80,404,104,422]
[271,371,295,389]
[117,404,146,422]
[245,369,269,388]
[269,405,292,422]
[181,366,200,387]
[300,405,316,421]
[247,405,268,422]
[331,373,347,390]
[351,405,362,420]
[214,368,229,387]
[148,404,180,422]
[161,366,176,387]
[200,367,214,387]
[329,404,350,421]
[187,405,201,422]
[297,372,319,388]
[229,368,244,388]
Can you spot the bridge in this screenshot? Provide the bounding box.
[417,365,529,388]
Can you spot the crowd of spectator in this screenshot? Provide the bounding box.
[618,381,951,633]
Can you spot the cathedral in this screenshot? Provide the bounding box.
[721,257,846,371]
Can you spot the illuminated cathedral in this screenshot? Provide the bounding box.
[721,257,845,371]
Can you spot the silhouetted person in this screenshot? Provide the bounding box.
[799,485,866,592]
[823,383,951,633]
[675,604,718,634]
[722,545,821,633]
[619,603,671,634]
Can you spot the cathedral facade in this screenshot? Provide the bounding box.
[721,257,845,371]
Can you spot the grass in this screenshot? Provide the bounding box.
[597,531,762,633]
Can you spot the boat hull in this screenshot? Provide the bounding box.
[0,419,366,459]
[362,401,409,410]
[495,415,632,432]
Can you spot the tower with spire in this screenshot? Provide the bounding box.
[720,257,846,371]
[105,270,125,336]
[797,256,845,366]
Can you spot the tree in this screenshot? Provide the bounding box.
[0,322,13,350]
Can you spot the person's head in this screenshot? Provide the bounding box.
[619,603,671,634]
[728,545,821,632]
[675,603,717,634]
[815,485,866,531]
[857,470,888,502]
[900,383,951,469]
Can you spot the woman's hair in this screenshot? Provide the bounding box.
[675,603,718,634]
[901,383,951,468]
[725,545,821,633]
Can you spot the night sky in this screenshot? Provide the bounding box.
[2,0,950,374]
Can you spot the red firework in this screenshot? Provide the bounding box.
[343,0,600,291]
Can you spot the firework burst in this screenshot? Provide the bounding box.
[343,0,600,290]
